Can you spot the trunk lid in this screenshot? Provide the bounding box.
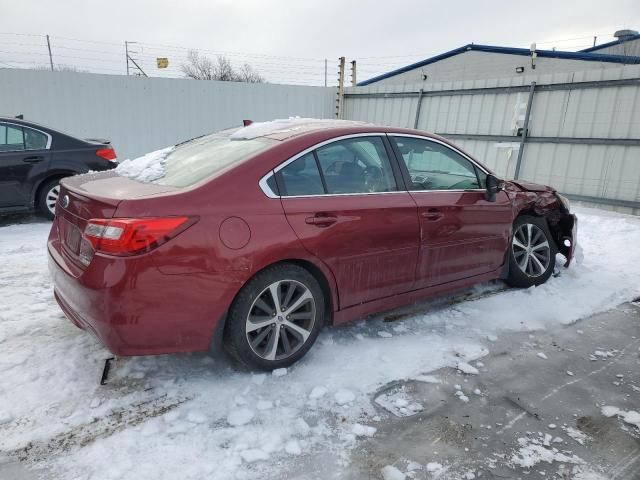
[56,171,177,264]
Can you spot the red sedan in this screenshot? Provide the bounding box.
[48,119,577,370]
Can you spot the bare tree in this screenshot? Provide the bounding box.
[237,63,264,83]
[181,50,264,83]
[33,64,89,73]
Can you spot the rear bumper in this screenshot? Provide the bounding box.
[48,240,244,356]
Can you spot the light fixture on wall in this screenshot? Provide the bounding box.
[515,66,525,73]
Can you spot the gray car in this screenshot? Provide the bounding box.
[0,116,117,219]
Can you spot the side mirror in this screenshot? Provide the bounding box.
[485,174,502,202]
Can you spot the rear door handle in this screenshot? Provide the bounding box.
[421,209,443,221]
[23,156,44,163]
[305,215,337,227]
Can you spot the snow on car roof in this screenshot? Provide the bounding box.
[229,117,370,141]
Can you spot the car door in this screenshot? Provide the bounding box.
[275,134,420,308]
[389,134,513,289]
[0,122,51,208]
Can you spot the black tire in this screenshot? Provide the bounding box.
[224,263,325,370]
[37,178,63,220]
[506,215,557,288]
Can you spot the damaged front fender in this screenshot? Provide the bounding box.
[504,181,578,267]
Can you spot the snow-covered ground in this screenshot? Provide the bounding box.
[0,206,639,479]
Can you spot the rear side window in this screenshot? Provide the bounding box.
[279,152,325,196]
[0,124,25,151]
[24,127,48,150]
[277,136,398,196]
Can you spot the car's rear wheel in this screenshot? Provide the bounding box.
[37,178,63,220]
[506,215,557,288]
[224,264,325,370]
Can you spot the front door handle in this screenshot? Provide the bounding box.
[421,209,443,221]
[305,215,337,227]
[23,156,44,163]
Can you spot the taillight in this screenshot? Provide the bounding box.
[96,147,117,162]
[78,216,195,266]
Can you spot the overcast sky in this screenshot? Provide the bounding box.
[2,0,639,84]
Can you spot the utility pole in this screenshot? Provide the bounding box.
[125,41,130,75]
[350,60,357,86]
[46,35,54,71]
[336,57,345,119]
[125,41,147,77]
[324,59,327,87]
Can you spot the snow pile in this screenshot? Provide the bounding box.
[115,146,174,183]
[229,117,366,140]
[562,426,590,445]
[381,465,406,480]
[375,389,424,417]
[227,408,255,426]
[352,423,376,437]
[510,436,583,468]
[601,406,640,429]
[456,361,479,374]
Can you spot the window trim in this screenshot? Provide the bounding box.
[259,133,400,198]
[388,133,489,193]
[258,132,493,198]
[0,121,52,152]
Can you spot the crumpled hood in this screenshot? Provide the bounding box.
[508,180,555,193]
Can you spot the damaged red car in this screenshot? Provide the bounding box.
[48,120,577,370]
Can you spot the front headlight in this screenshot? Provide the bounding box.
[557,193,570,212]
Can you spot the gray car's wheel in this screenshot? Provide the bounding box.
[224,264,325,370]
[37,178,63,220]
[506,215,557,288]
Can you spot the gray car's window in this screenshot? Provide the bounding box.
[0,124,25,151]
[393,137,480,191]
[24,127,49,150]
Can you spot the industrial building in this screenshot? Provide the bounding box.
[358,29,640,86]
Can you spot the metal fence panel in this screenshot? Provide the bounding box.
[344,65,640,214]
[0,69,335,160]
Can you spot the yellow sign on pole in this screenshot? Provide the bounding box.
[156,58,169,69]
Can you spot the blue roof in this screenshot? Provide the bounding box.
[580,33,640,52]
[357,43,640,86]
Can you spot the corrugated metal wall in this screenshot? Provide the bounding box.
[588,38,640,57]
[344,65,640,214]
[0,69,335,160]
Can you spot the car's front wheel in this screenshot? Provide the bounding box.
[37,178,63,220]
[224,264,325,370]
[506,215,557,288]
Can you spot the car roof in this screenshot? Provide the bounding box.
[230,117,441,142]
[0,116,55,132]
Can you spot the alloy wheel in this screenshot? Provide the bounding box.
[511,223,551,277]
[245,279,316,361]
[46,185,60,215]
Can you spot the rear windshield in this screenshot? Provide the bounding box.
[156,133,276,188]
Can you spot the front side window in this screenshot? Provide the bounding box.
[392,136,481,191]
[0,124,25,151]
